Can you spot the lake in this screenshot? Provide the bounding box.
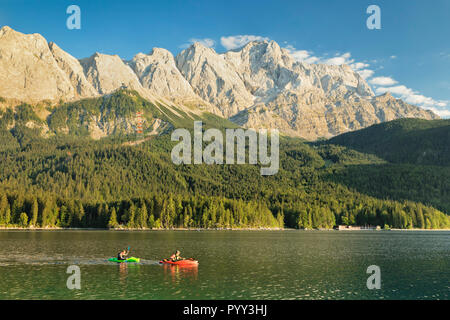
[0,230,448,300]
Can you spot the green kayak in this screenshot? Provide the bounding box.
[108,257,140,263]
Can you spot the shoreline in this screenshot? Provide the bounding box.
[0,227,448,231]
[0,226,285,231]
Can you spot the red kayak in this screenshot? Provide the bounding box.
[159,258,199,266]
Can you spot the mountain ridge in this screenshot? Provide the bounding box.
[0,26,438,140]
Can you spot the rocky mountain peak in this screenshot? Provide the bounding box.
[48,42,98,98]
[190,41,213,51]
[80,52,144,95]
[0,26,440,140]
[0,25,75,102]
[377,92,394,100]
[176,42,255,117]
[128,47,202,103]
[0,25,13,35]
[149,47,173,58]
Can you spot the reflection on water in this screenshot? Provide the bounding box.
[118,263,142,284]
[119,263,128,285]
[163,264,199,284]
[0,230,448,299]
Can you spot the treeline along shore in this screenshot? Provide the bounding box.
[0,189,448,230]
[0,192,284,229]
[0,98,449,230]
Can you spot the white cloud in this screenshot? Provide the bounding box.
[282,44,447,113]
[180,38,215,49]
[285,44,449,114]
[349,62,374,79]
[369,76,398,86]
[324,52,353,65]
[375,85,409,96]
[358,69,375,79]
[220,35,269,50]
[350,62,370,71]
[284,45,320,64]
[375,84,449,112]
[426,107,450,118]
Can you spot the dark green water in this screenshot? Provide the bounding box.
[0,230,448,300]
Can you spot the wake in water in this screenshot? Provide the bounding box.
[0,255,160,266]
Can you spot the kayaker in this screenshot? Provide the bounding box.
[169,250,183,262]
[118,248,129,260]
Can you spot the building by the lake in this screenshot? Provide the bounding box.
[335,225,381,231]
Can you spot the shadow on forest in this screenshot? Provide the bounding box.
[322,163,450,214]
[325,124,450,166]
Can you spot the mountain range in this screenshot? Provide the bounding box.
[0,26,438,140]
[0,26,448,230]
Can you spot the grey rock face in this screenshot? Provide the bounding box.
[0,26,439,140]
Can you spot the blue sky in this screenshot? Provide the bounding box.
[1,0,449,116]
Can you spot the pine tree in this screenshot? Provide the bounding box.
[5,206,11,226]
[202,207,209,228]
[183,208,190,228]
[154,218,162,229]
[0,194,8,225]
[298,208,309,229]
[167,196,176,228]
[41,200,50,227]
[108,208,118,228]
[148,214,155,229]
[75,200,85,227]
[136,201,148,228]
[277,210,284,228]
[59,206,69,228]
[127,204,136,228]
[19,212,28,227]
[11,197,24,225]
[416,207,425,229]
[31,197,39,227]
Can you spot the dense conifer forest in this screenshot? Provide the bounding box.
[0,91,449,229]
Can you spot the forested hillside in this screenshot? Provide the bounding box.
[0,91,449,230]
[326,118,450,166]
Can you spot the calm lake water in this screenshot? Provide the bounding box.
[0,230,448,300]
